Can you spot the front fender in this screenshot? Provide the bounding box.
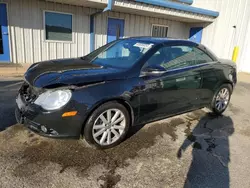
[72,78,140,127]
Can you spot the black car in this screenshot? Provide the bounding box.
[15,37,237,149]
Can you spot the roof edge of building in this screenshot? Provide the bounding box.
[175,0,193,5]
[135,0,219,17]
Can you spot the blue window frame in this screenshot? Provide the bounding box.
[44,11,73,42]
[0,3,10,62]
[0,26,3,54]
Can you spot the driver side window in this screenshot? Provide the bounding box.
[143,48,169,69]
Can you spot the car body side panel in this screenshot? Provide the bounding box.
[137,66,202,124]
[199,61,237,104]
[72,78,143,126]
[198,62,220,105]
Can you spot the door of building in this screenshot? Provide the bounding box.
[189,27,203,43]
[107,18,124,43]
[0,3,10,62]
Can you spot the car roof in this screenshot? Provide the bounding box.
[124,36,217,61]
[126,36,198,46]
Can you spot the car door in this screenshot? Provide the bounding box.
[192,47,220,106]
[137,45,202,124]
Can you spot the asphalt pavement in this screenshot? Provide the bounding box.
[0,77,250,188]
[0,79,23,130]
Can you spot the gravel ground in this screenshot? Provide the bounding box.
[0,78,250,188]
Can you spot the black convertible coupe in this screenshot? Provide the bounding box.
[15,37,237,149]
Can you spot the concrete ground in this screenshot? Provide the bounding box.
[0,63,30,77]
[0,75,250,188]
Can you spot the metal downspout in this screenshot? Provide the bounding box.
[90,0,114,52]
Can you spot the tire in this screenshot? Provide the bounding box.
[210,84,233,115]
[83,101,130,149]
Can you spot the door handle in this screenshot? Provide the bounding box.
[3,32,8,35]
[195,76,201,80]
[176,77,186,82]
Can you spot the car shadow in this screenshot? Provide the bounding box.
[127,112,234,187]
[126,123,146,139]
[177,113,234,188]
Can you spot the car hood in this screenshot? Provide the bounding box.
[24,58,128,88]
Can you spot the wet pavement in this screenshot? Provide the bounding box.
[1,79,250,188]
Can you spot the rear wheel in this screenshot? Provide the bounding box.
[210,84,232,115]
[83,102,130,149]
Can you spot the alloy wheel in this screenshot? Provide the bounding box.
[215,88,230,111]
[92,109,126,146]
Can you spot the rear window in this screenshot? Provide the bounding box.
[144,45,213,70]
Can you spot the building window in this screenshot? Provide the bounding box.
[44,11,73,42]
[151,24,168,38]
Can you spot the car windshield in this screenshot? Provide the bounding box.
[84,39,155,69]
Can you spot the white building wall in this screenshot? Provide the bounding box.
[1,0,189,64]
[239,19,250,72]
[94,11,189,49]
[1,0,91,64]
[192,0,250,72]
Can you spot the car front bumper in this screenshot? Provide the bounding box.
[15,95,85,139]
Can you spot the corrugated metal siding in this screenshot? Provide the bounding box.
[192,0,250,72]
[94,11,189,49]
[114,0,215,23]
[1,0,92,64]
[48,0,216,22]
[239,19,250,72]
[1,0,189,64]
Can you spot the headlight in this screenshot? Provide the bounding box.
[34,90,72,110]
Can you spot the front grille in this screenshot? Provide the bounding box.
[19,82,38,103]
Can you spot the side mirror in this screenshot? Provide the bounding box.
[140,66,166,77]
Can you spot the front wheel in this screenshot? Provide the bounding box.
[83,102,130,149]
[210,84,232,115]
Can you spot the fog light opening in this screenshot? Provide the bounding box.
[40,125,58,135]
[41,125,48,133]
[50,129,59,135]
